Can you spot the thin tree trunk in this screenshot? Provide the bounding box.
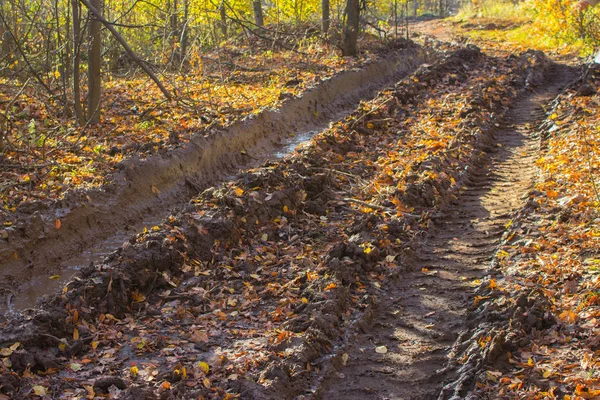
[72,0,85,126]
[342,0,359,56]
[394,0,398,38]
[180,0,189,60]
[220,0,227,37]
[87,0,102,124]
[252,0,264,27]
[322,0,330,35]
[54,0,68,109]
[80,0,172,100]
[169,0,179,63]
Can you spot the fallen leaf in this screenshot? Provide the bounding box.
[198,361,210,374]
[32,386,47,396]
[375,346,388,354]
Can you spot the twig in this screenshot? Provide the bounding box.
[0,12,58,102]
[342,197,418,217]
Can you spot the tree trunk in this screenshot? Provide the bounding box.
[322,0,330,35]
[342,0,359,56]
[87,0,102,124]
[180,0,189,61]
[54,0,68,109]
[252,0,264,27]
[220,1,227,37]
[72,0,84,126]
[80,0,172,100]
[169,0,179,63]
[394,0,398,38]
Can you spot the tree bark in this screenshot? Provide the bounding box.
[220,1,227,37]
[72,0,85,126]
[342,0,359,56]
[87,0,102,124]
[80,0,172,100]
[180,0,189,60]
[169,0,179,63]
[322,0,330,35]
[252,0,264,27]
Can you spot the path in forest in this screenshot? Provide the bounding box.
[0,46,429,312]
[313,65,574,399]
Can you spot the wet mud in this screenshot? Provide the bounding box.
[0,41,429,311]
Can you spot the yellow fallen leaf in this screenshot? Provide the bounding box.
[130,365,139,377]
[543,370,552,378]
[33,385,47,396]
[0,348,12,357]
[198,361,210,374]
[375,346,388,354]
[131,290,146,303]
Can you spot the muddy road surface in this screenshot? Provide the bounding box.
[0,42,429,311]
[0,43,578,399]
[312,65,575,400]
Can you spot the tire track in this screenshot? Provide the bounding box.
[314,64,574,400]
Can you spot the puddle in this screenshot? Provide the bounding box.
[274,130,320,158]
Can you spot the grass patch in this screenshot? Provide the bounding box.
[452,0,587,56]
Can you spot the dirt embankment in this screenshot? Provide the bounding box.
[0,41,430,310]
[0,43,565,399]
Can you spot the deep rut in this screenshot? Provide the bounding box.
[314,66,573,399]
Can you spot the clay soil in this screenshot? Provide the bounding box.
[0,25,592,400]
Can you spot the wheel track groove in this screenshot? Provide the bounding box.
[313,64,574,400]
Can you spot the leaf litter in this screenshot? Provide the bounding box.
[0,39,579,399]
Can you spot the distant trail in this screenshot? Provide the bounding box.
[313,65,574,399]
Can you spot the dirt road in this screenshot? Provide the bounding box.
[0,41,578,399]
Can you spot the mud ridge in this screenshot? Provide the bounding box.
[0,42,430,311]
[306,59,575,399]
